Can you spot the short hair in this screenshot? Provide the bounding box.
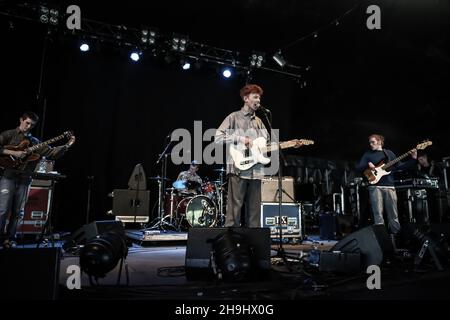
[368,134,385,146]
[21,111,39,122]
[239,84,263,100]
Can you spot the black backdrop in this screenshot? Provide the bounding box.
[1,1,449,231]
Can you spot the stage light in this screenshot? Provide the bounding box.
[39,6,49,24]
[49,8,59,25]
[130,51,140,62]
[211,230,253,281]
[141,28,157,45]
[273,50,286,67]
[222,68,232,78]
[171,34,189,52]
[182,61,191,70]
[80,43,89,52]
[250,52,264,68]
[80,232,128,278]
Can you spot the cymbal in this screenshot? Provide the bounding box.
[173,180,201,190]
[148,176,171,181]
[213,168,226,172]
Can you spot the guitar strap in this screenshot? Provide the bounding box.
[382,149,390,162]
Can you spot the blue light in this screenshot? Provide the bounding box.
[182,62,191,70]
[222,68,232,78]
[130,52,140,62]
[79,43,89,52]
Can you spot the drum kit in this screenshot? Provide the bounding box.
[151,168,227,230]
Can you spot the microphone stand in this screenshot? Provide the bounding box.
[150,135,174,230]
[260,108,290,265]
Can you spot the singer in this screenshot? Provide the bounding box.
[215,84,269,227]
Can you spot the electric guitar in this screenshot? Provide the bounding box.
[0,130,73,171]
[229,137,314,171]
[363,140,432,185]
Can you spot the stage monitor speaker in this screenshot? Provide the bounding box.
[330,224,393,268]
[185,227,271,280]
[62,220,125,250]
[0,247,61,300]
[261,176,295,203]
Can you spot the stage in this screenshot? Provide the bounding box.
[2,233,449,301]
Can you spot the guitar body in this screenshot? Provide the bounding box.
[229,137,271,171]
[363,160,391,184]
[0,140,41,170]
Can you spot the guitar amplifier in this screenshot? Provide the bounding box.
[112,189,150,223]
[260,202,303,238]
[17,187,51,235]
[261,176,295,203]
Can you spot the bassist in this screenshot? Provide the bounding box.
[356,134,417,236]
[0,111,75,248]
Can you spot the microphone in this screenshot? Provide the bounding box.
[257,104,271,113]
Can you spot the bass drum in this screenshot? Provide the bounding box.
[177,195,217,227]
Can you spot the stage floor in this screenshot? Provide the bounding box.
[3,233,450,300]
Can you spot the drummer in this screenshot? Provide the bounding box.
[174,160,203,194]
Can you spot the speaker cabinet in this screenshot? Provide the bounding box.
[185,227,271,280]
[330,224,393,268]
[0,247,61,300]
[112,189,150,223]
[261,177,295,203]
[62,220,125,250]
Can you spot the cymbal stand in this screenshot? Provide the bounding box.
[216,168,226,226]
[148,138,176,231]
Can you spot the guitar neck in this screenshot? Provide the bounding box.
[26,134,67,153]
[382,149,414,170]
[263,140,298,153]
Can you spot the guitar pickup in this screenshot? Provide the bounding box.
[240,160,254,165]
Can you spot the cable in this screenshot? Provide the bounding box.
[280,1,363,51]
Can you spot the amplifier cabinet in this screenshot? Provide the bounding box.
[261,177,295,203]
[260,202,302,238]
[17,187,51,234]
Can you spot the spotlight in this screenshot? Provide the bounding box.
[39,6,49,24]
[79,43,89,52]
[80,232,128,278]
[130,51,141,62]
[250,52,265,68]
[182,61,191,70]
[171,34,189,52]
[141,28,157,45]
[222,68,232,78]
[211,230,253,281]
[273,50,286,67]
[49,8,59,25]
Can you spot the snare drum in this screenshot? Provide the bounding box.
[177,195,217,227]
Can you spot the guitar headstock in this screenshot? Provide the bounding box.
[416,140,432,150]
[293,139,314,147]
[64,130,74,138]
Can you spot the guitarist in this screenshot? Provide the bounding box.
[0,111,76,248]
[356,134,417,237]
[215,84,269,227]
